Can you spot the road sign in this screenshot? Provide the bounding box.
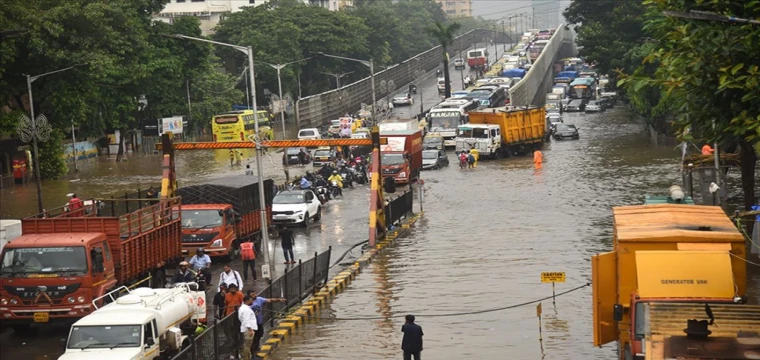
[541,272,566,283]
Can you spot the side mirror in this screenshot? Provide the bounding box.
[613,304,624,322]
[145,337,155,347]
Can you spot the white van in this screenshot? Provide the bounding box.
[298,128,321,141]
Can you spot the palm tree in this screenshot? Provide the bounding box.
[427,21,461,98]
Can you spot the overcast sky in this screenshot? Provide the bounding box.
[473,0,572,26]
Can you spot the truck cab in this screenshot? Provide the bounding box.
[378,130,422,185]
[592,205,754,360]
[455,124,500,157]
[180,204,238,258]
[0,233,115,329]
[60,285,205,360]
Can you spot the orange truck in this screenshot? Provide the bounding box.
[176,177,274,259]
[379,130,422,185]
[0,198,183,332]
[592,204,760,360]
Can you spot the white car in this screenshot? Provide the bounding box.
[392,94,414,106]
[272,190,322,226]
[298,128,321,141]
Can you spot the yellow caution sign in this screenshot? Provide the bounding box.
[541,272,566,283]
[536,303,542,317]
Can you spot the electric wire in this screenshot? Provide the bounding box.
[729,252,760,268]
[262,282,590,321]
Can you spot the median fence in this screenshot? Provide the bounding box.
[385,190,414,228]
[171,248,332,360]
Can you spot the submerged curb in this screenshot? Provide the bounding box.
[257,211,423,359]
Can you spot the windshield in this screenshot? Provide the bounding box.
[314,150,331,157]
[67,325,141,349]
[468,90,491,97]
[273,192,306,204]
[299,130,315,137]
[557,124,576,131]
[429,112,461,129]
[422,151,438,159]
[457,127,489,138]
[468,51,483,57]
[381,153,405,165]
[423,137,441,145]
[181,210,223,229]
[285,148,303,155]
[1,246,87,277]
[214,116,239,125]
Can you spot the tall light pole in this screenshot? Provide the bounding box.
[18,64,83,214]
[261,57,313,183]
[314,52,376,125]
[165,34,274,280]
[320,71,354,89]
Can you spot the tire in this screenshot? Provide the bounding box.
[302,213,310,227]
[151,269,166,289]
[314,207,322,221]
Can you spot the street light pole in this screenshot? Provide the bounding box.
[166,34,274,279]
[314,52,376,125]
[320,71,354,89]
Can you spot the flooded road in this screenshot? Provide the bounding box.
[270,107,760,359]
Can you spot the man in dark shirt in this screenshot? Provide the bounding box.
[279,226,295,264]
[401,314,423,360]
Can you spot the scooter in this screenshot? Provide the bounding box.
[352,165,368,184]
[339,168,354,188]
[315,186,330,204]
[330,181,343,198]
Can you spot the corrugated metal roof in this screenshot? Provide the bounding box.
[612,204,743,243]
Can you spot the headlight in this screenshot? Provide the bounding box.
[67,297,76,304]
[399,172,406,178]
[293,210,303,214]
[211,239,223,247]
[10,299,18,305]
[0,299,7,305]
[77,296,86,303]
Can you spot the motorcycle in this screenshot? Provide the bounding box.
[330,181,343,198]
[315,186,330,204]
[339,168,354,188]
[353,165,368,184]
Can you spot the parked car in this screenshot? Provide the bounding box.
[421,149,449,170]
[282,147,311,165]
[298,128,322,141]
[312,147,336,167]
[553,123,580,140]
[546,113,563,133]
[564,99,586,112]
[392,93,414,106]
[454,58,465,70]
[585,100,602,113]
[271,190,322,226]
[423,134,444,150]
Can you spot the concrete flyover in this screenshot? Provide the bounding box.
[509,24,577,107]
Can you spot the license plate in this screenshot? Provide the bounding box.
[34,312,49,323]
[290,156,298,159]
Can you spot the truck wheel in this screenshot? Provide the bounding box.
[152,270,166,289]
[314,207,322,221]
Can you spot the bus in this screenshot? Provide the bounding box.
[211,110,274,142]
[529,40,550,61]
[568,77,596,99]
[467,48,488,68]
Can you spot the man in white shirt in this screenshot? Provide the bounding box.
[238,295,257,360]
[219,265,243,290]
[188,248,212,285]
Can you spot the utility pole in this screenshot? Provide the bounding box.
[532,7,536,29]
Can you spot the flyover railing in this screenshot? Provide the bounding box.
[296,28,510,129]
[509,24,575,107]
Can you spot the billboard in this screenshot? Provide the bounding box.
[159,116,184,135]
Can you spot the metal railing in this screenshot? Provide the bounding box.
[296,29,510,129]
[171,248,332,360]
[385,190,414,228]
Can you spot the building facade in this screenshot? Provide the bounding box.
[434,0,473,18]
[531,0,560,29]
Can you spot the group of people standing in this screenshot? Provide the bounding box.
[456,148,479,169]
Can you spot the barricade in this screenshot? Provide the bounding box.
[170,248,331,360]
[385,190,414,228]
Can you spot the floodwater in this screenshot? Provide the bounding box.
[270,107,760,359]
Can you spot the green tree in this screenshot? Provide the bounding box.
[427,21,461,98]
[38,129,67,179]
[620,0,759,212]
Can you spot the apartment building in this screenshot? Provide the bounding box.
[435,0,473,18]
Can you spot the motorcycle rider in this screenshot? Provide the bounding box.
[299,176,312,190]
[318,163,334,179]
[339,164,354,188]
[464,75,472,87]
[188,248,213,287]
[328,170,343,196]
[313,175,330,201]
[172,261,195,284]
[354,158,368,181]
[304,171,316,183]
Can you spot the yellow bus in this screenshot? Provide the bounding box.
[211,110,274,142]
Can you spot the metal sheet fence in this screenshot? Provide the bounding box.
[296,29,509,129]
[171,248,331,360]
[385,190,414,228]
[509,24,575,107]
